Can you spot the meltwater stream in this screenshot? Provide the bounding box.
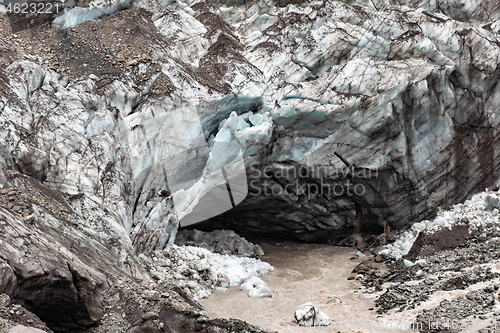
[199,242,415,333]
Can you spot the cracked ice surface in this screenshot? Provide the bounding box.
[2,0,500,250]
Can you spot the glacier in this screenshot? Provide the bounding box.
[2,0,500,246]
[2,0,500,329]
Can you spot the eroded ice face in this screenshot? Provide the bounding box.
[129,103,249,228]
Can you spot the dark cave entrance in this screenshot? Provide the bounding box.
[177,194,387,249]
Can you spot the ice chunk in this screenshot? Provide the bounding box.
[53,6,120,28]
[294,303,331,326]
[403,259,414,267]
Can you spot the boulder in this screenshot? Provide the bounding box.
[294,302,331,327]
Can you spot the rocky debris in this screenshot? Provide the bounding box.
[376,190,500,260]
[485,194,500,210]
[340,195,500,332]
[240,276,272,298]
[373,235,500,313]
[375,283,430,313]
[0,302,51,333]
[293,302,331,327]
[93,276,272,333]
[415,288,496,333]
[0,172,75,224]
[175,229,265,257]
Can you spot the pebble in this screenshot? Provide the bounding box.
[142,311,158,320]
[143,290,160,301]
[23,214,35,222]
[328,297,341,305]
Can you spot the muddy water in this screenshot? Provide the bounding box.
[200,242,418,333]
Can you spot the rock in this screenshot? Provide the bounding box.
[253,245,265,257]
[0,293,12,307]
[126,59,138,66]
[143,290,161,301]
[216,273,230,288]
[405,225,469,261]
[328,297,341,305]
[12,206,21,212]
[485,194,500,209]
[294,302,331,327]
[23,214,35,222]
[142,312,158,320]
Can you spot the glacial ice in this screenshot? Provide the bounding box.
[53,5,121,28]
[3,0,500,250]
